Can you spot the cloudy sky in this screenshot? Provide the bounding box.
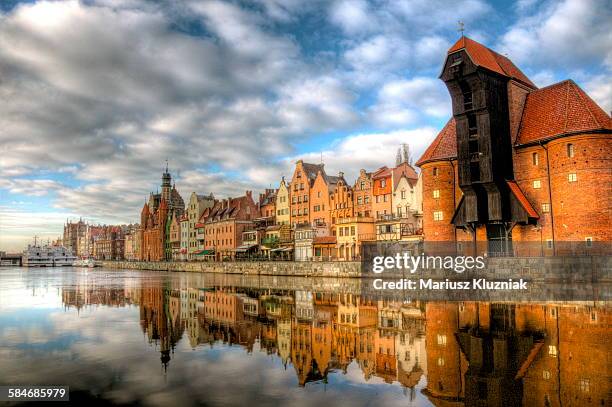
[0,0,610,251]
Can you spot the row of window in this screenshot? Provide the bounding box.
[204,238,233,247]
[375,194,389,203]
[338,226,356,237]
[292,195,309,203]
[533,173,577,189]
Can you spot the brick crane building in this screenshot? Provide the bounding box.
[416,36,611,251]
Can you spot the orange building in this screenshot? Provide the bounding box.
[329,173,354,232]
[371,167,393,220]
[353,169,373,218]
[289,160,323,227]
[310,170,341,231]
[203,191,258,260]
[258,188,277,219]
[416,36,611,249]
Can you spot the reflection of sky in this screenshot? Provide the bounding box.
[0,267,431,406]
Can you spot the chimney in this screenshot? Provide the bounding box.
[339,171,344,178]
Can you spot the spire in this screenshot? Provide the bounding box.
[457,20,465,37]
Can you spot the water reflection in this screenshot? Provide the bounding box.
[0,268,609,406]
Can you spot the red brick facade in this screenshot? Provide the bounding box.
[417,37,612,245]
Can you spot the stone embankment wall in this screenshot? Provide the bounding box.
[101,260,362,277]
[101,256,610,282]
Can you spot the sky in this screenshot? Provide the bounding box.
[0,0,610,251]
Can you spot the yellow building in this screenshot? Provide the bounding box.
[335,216,376,260]
[275,177,290,226]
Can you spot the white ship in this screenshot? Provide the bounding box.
[51,246,77,266]
[22,237,76,267]
[22,237,53,267]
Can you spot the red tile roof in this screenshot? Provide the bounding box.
[415,118,457,166]
[371,166,391,179]
[447,36,536,89]
[313,236,336,245]
[392,162,419,189]
[507,180,539,219]
[515,80,612,146]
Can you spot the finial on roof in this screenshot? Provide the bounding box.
[165,158,169,173]
[457,20,465,37]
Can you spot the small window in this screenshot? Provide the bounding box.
[585,237,593,247]
[433,189,440,199]
[437,334,447,346]
[381,179,386,188]
[433,167,438,177]
[579,378,590,393]
[434,211,444,221]
[532,152,539,166]
[548,345,557,357]
[437,357,445,366]
[546,239,553,249]
[542,203,550,213]
[533,180,541,189]
[543,370,551,380]
[567,143,574,158]
[568,173,577,182]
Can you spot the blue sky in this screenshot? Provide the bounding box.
[0,0,610,251]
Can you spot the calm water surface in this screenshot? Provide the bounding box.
[0,267,608,406]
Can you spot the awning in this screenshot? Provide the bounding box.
[194,249,214,256]
[235,244,257,253]
[270,247,293,252]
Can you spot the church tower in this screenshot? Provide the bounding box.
[161,161,171,204]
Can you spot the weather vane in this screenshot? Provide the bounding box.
[457,20,465,36]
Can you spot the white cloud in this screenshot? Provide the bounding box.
[498,0,612,70]
[287,127,438,185]
[582,74,612,113]
[370,77,451,127]
[329,0,374,35]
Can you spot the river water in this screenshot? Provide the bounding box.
[0,267,608,406]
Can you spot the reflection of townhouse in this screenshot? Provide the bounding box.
[295,290,314,321]
[312,299,336,378]
[139,285,184,369]
[377,300,427,390]
[277,319,292,367]
[424,302,469,403]
[517,305,610,407]
[334,294,377,369]
[203,289,244,326]
[291,318,321,386]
